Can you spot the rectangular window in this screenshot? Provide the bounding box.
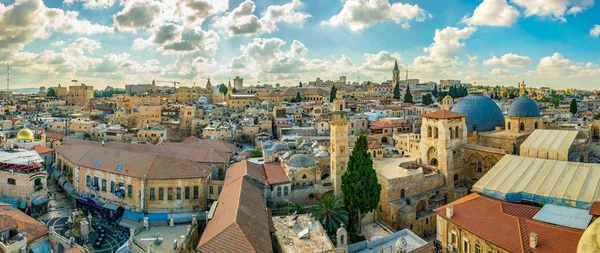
[193,186,199,199]
[150,188,155,201]
[463,240,470,253]
[127,185,132,198]
[209,186,214,194]
[94,177,99,187]
[185,187,190,200]
[102,180,106,192]
[168,188,173,200]
[176,187,181,200]
[159,188,164,200]
[110,181,115,193]
[218,186,222,194]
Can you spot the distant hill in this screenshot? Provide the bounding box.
[8,88,41,94]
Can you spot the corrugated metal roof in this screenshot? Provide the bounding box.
[532,204,592,230]
[520,129,578,161]
[473,155,600,210]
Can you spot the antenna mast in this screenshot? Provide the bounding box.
[6,63,9,92]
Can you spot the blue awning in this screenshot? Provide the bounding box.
[123,210,144,222]
[30,240,51,253]
[103,202,120,211]
[146,212,169,222]
[52,170,60,179]
[63,182,76,196]
[19,200,26,209]
[58,177,66,186]
[172,211,206,223]
[32,196,49,205]
[76,197,103,209]
[0,197,19,208]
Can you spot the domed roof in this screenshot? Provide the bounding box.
[451,91,504,132]
[286,154,316,167]
[17,128,34,141]
[507,94,540,118]
[315,151,329,157]
[444,95,452,99]
[577,218,600,252]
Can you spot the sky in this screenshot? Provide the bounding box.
[0,0,599,90]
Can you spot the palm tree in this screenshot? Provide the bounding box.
[311,195,349,235]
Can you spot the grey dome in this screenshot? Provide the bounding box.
[451,92,504,132]
[315,151,329,157]
[287,154,316,167]
[508,95,540,118]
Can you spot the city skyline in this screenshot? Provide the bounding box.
[0,0,599,89]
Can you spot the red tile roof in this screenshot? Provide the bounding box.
[263,163,290,185]
[0,205,48,243]
[45,132,66,140]
[34,145,54,154]
[368,142,383,149]
[197,160,272,253]
[422,110,465,119]
[590,202,600,216]
[435,193,583,253]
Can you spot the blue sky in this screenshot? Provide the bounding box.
[0,0,599,89]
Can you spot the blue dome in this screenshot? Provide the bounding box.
[451,92,504,132]
[286,154,316,167]
[508,95,540,118]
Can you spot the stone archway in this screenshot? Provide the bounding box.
[321,173,330,181]
[483,155,499,173]
[427,147,438,166]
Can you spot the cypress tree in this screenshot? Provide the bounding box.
[570,98,578,115]
[403,85,413,103]
[393,82,400,99]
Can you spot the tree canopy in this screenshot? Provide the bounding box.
[330,86,337,102]
[311,195,348,235]
[422,94,433,105]
[46,88,56,97]
[393,82,400,99]
[219,84,228,94]
[570,98,578,115]
[296,92,302,102]
[403,85,413,103]
[341,135,381,233]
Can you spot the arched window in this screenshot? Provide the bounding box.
[302,174,307,179]
[455,127,460,139]
[401,189,405,198]
[508,122,511,130]
[477,161,483,173]
[449,127,453,139]
[276,186,282,197]
[534,122,539,129]
[520,122,525,131]
[427,126,432,138]
[433,127,438,139]
[339,104,343,111]
[283,186,289,196]
[7,178,16,185]
[453,174,459,183]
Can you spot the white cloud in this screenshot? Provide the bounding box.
[113,0,161,31]
[177,0,229,25]
[321,0,429,32]
[132,23,220,56]
[491,68,510,75]
[536,52,600,78]
[591,25,600,37]
[483,53,532,67]
[215,0,309,36]
[360,51,402,71]
[69,38,101,54]
[411,26,477,72]
[51,40,66,47]
[463,0,519,27]
[63,0,117,9]
[511,0,594,21]
[0,0,110,58]
[260,0,311,33]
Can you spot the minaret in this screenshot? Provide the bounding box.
[392,60,400,84]
[329,93,349,198]
[228,79,232,90]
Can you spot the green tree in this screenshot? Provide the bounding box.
[296,92,302,102]
[403,85,413,103]
[232,88,238,93]
[550,97,560,107]
[47,88,56,97]
[393,82,400,99]
[594,112,600,120]
[250,149,262,157]
[219,84,228,94]
[286,202,305,215]
[330,86,337,102]
[570,98,578,115]
[311,195,349,235]
[341,135,381,233]
[432,84,438,97]
[299,82,303,88]
[422,94,433,105]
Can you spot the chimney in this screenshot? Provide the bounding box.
[530,233,538,249]
[446,205,454,218]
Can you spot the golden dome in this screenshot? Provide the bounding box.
[444,95,452,99]
[17,128,34,141]
[577,218,600,253]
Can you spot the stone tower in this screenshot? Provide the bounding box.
[441,95,454,110]
[330,94,349,198]
[419,110,467,201]
[392,60,400,85]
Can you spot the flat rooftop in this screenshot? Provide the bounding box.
[373,157,419,179]
[133,225,189,253]
[272,214,334,253]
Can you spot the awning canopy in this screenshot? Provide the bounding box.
[29,240,51,253]
[76,197,103,209]
[32,196,49,205]
[172,211,205,223]
[123,210,144,222]
[207,201,218,220]
[0,197,19,208]
[103,202,120,211]
[118,218,140,230]
[52,170,60,179]
[533,204,592,230]
[58,177,66,187]
[63,182,76,197]
[0,150,44,165]
[146,212,168,222]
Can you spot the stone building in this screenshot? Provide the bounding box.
[66,84,94,106]
[330,96,349,197]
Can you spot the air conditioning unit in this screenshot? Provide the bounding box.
[448,244,456,252]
